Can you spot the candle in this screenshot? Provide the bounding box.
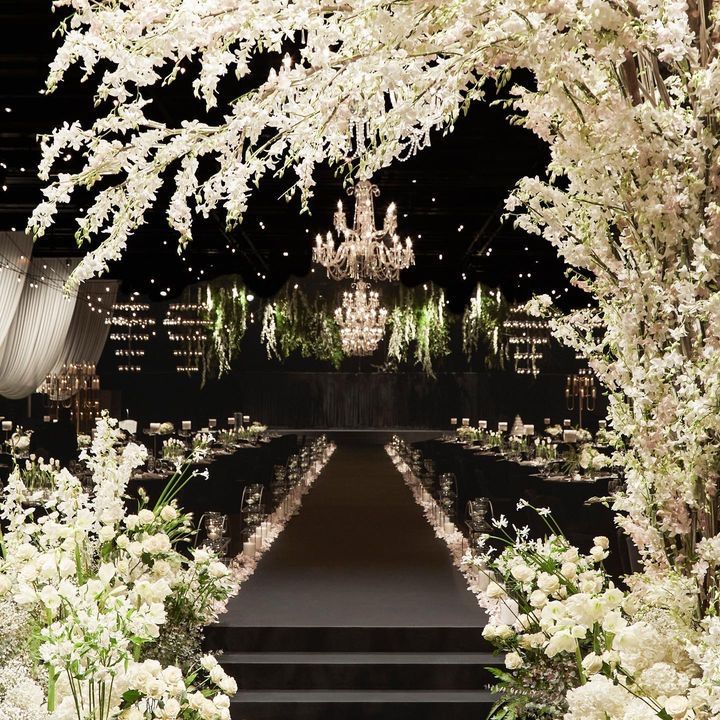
[450,417,458,426]
[150,422,160,432]
[462,418,470,427]
[227,417,236,427]
[498,421,508,433]
[524,424,535,436]
[544,417,551,425]
[563,419,571,427]
[599,420,607,429]
[43,415,51,423]
[182,420,191,431]
[478,420,487,430]
[242,541,256,559]
[243,415,250,424]
[563,430,577,443]
[209,418,217,428]
[1,421,11,431]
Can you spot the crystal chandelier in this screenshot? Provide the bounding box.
[334,281,388,356]
[313,180,415,281]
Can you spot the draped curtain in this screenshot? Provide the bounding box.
[0,257,79,399]
[51,279,119,372]
[0,231,34,348]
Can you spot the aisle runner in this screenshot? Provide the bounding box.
[385,442,493,605]
[228,441,335,589]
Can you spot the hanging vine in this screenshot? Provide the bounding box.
[196,277,512,381]
[461,284,508,368]
[201,281,248,383]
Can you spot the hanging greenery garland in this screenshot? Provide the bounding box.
[201,281,248,383]
[461,284,508,368]
[197,277,510,380]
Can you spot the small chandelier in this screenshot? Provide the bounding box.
[503,306,551,377]
[334,281,388,356]
[313,180,415,281]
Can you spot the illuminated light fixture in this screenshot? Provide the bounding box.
[503,306,551,377]
[164,288,210,374]
[334,281,388,356]
[107,300,156,372]
[313,180,414,281]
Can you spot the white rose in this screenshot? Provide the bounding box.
[505,651,523,670]
[210,665,227,684]
[163,698,181,718]
[209,561,230,578]
[214,694,230,709]
[0,575,10,595]
[495,624,514,641]
[537,572,560,594]
[200,655,218,670]
[160,505,178,522]
[582,652,603,674]
[589,546,608,562]
[486,581,506,599]
[529,589,548,608]
[219,676,237,695]
[561,562,577,579]
[510,563,535,583]
[125,515,140,531]
[482,624,498,641]
[99,525,116,542]
[138,509,155,525]
[593,536,609,549]
[142,533,171,554]
[664,696,688,718]
[162,666,184,685]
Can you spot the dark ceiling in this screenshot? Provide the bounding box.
[0,2,583,311]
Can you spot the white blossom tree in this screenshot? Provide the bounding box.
[32,0,720,600]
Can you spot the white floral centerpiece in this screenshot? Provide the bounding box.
[0,413,237,720]
[7,428,31,455]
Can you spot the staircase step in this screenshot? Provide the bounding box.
[206,625,491,653]
[230,689,497,720]
[220,651,500,690]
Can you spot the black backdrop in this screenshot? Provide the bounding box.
[103,370,606,430]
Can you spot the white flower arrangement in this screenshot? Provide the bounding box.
[27,0,720,715]
[0,413,238,720]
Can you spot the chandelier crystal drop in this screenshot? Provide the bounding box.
[334,281,388,356]
[313,180,415,281]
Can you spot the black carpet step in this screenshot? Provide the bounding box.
[230,689,497,720]
[206,625,491,653]
[220,651,500,690]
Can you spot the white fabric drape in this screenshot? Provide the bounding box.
[50,279,119,372]
[0,258,79,399]
[0,232,34,348]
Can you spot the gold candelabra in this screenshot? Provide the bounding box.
[565,368,597,429]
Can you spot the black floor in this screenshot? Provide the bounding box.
[208,442,496,719]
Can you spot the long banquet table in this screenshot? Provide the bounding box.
[127,433,300,555]
[412,438,633,578]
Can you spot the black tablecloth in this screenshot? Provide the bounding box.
[413,440,629,577]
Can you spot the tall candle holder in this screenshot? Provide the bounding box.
[565,368,597,429]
